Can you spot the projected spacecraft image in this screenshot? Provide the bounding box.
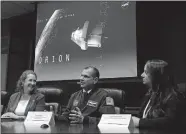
[34,1,137,81]
[71,21,102,50]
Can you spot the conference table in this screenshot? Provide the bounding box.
[1,119,186,134]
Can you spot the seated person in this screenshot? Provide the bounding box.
[56,66,115,124]
[132,60,185,128]
[1,70,45,120]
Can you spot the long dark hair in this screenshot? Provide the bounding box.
[16,70,37,94]
[145,60,178,107]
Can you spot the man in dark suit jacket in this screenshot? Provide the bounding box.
[56,66,115,124]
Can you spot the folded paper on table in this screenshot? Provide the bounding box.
[24,111,55,126]
[98,124,139,133]
[98,114,134,133]
[98,124,131,133]
[98,114,134,127]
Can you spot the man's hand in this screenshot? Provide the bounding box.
[132,116,140,127]
[69,107,84,124]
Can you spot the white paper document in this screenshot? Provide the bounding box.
[24,111,55,126]
[98,114,133,126]
[98,114,135,133]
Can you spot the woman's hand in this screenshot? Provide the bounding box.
[132,116,140,127]
[1,112,25,120]
[1,112,17,118]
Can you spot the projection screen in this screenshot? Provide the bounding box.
[34,1,137,81]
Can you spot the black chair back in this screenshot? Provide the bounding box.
[101,88,125,113]
[37,86,63,114]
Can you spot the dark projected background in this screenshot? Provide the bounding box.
[34,1,137,81]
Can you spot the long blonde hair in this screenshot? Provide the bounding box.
[16,70,37,94]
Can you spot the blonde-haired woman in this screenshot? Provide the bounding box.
[1,70,45,119]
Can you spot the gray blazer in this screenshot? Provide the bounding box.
[5,91,45,116]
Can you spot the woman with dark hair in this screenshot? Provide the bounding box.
[132,60,185,128]
[1,70,45,120]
